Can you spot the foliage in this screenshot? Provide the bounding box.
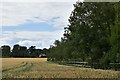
[1,1,120,70]
[48,2,120,70]
[1,45,11,57]
[0,44,49,58]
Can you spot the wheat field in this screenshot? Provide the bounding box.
[1,58,120,78]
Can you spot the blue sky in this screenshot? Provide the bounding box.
[2,22,57,32]
[0,0,78,49]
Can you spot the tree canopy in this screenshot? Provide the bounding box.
[48,2,120,70]
[1,44,48,58]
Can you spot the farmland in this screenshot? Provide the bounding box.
[2,58,120,78]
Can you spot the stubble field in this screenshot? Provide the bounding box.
[2,58,120,78]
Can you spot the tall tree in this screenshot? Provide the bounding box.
[28,46,36,57]
[109,2,120,63]
[1,45,11,57]
[66,2,115,63]
[48,2,116,69]
[11,44,20,57]
[19,46,29,57]
[54,40,61,46]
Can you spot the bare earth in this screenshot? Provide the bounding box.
[1,58,120,78]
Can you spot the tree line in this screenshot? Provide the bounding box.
[48,2,120,70]
[0,44,49,58]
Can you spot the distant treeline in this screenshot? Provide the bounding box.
[48,2,120,70]
[0,44,49,58]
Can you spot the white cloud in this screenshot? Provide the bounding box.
[16,40,42,48]
[14,30,63,40]
[0,1,86,48]
[16,40,54,49]
[1,30,64,48]
[1,0,79,3]
[0,2,75,28]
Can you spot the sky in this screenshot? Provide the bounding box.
[0,0,82,49]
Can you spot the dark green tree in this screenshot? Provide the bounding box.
[19,46,29,57]
[48,2,117,69]
[66,2,115,65]
[28,46,37,57]
[100,2,120,70]
[1,45,11,57]
[11,44,20,57]
[109,2,120,63]
[54,40,61,46]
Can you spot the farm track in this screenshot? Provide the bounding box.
[3,62,35,72]
[2,62,35,78]
[2,62,27,72]
[22,62,34,72]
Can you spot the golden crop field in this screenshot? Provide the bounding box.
[2,58,120,78]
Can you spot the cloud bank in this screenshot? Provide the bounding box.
[1,30,63,48]
[1,1,82,48]
[1,2,74,27]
